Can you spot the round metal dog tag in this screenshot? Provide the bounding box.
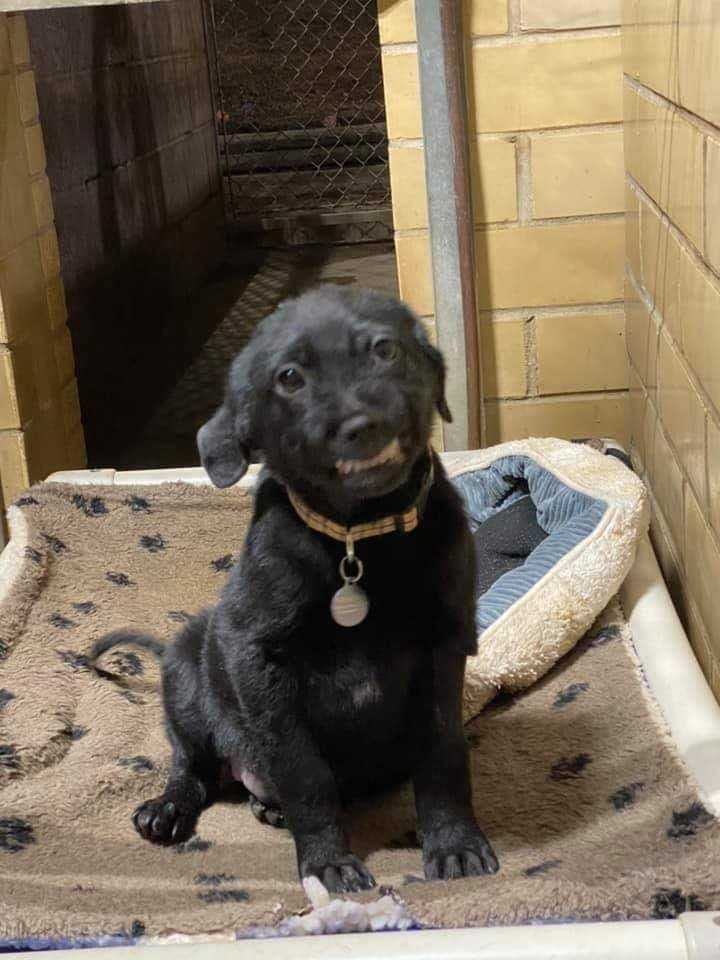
[330,583,369,627]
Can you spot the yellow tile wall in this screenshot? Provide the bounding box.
[638,204,682,343]
[705,138,720,273]
[378,0,508,44]
[389,138,518,230]
[397,220,625,317]
[624,1,720,700]
[677,0,720,129]
[380,0,627,444]
[0,12,84,506]
[535,312,627,394]
[485,393,627,444]
[531,130,625,218]
[624,279,658,391]
[656,332,706,505]
[521,0,621,30]
[480,320,527,398]
[650,417,684,556]
[470,36,622,134]
[623,0,678,100]
[476,220,625,309]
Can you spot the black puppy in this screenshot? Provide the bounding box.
[94,285,498,892]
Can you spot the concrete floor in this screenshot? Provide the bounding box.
[112,241,398,469]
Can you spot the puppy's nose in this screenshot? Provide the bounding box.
[339,414,381,446]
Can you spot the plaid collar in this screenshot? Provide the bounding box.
[286,454,435,547]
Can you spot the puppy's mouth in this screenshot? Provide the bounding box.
[335,437,404,477]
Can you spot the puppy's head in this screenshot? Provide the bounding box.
[197,285,450,502]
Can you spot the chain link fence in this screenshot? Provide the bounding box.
[207,0,393,245]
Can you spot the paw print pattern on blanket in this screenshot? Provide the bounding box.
[72,495,109,517]
[651,888,707,919]
[667,802,715,840]
[549,754,593,781]
[0,818,35,853]
[55,650,89,670]
[124,496,151,513]
[109,652,144,676]
[49,613,76,630]
[42,534,67,554]
[2,480,720,943]
[139,534,166,554]
[609,782,645,811]
[105,572,132,587]
[72,602,96,615]
[0,744,19,771]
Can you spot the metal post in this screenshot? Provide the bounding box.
[415,0,484,450]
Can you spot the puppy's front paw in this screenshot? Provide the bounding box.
[423,824,499,881]
[132,796,198,845]
[301,853,376,894]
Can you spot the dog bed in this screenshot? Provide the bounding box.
[0,438,689,950]
[444,438,649,719]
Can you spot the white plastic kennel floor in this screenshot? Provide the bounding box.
[6,462,720,960]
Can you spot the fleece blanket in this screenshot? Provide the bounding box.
[0,480,719,948]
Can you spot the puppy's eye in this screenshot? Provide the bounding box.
[372,337,400,362]
[275,366,306,394]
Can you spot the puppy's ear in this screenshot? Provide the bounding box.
[413,321,453,423]
[197,403,250,488]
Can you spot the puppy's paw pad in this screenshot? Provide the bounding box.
[132,797,197,846]
[303,854,376,894]
[423,832,499,880]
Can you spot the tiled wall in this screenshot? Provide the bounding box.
[378,0,628,444]
[26,0,224,467]
[0,12,84,507]
[624,1,720,697]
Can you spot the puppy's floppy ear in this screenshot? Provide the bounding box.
[197,403,250,488]
[197,313,280,486]
[199,351,256,487]
[413,320,453,423]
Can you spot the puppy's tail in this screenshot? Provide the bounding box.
[89,629,166,672]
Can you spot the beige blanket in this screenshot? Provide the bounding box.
[0,481,718,947]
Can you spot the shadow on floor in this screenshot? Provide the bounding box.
[105,240,398,470]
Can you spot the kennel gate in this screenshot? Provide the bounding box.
[206,0,393,245]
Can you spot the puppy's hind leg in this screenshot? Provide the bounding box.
[249,793,286,829]
[132,616,219,845]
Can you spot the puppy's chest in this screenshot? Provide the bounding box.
[302,641,420,734]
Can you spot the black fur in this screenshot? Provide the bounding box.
[91,630,166,662]
[94,286,498,892]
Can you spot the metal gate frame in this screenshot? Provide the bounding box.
[415,0,483,451]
